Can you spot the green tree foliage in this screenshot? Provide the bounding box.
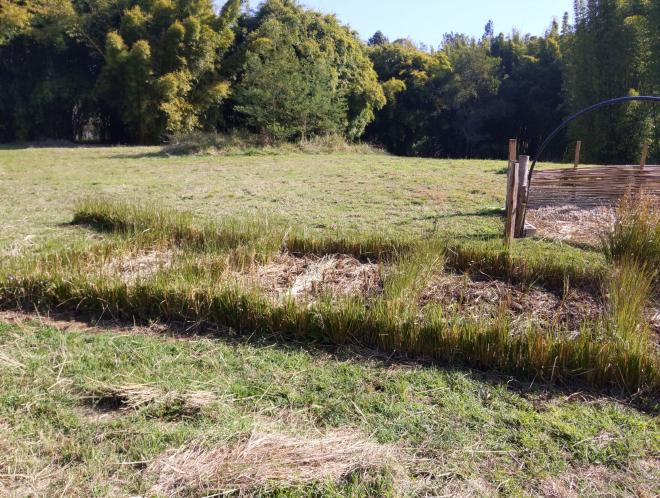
[230,0,384,140]
[367,40,452,156]
[234,45,346,141]
[0,0,240,143]
[96,0,240,143]
[366,28,567,159]
[487,24,565,158]
[0,0,657,157]
[564,0,658,163]
[442,34,502,157]
[368,30,389,47]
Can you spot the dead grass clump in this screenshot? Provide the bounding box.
[147,429,401,497]
[532,461,660,498]
[250,253,382,302]
[86,383,215,414]
[0,351,25,370]
[103,249,175,284]
[526,205,615,245]
[420,273,602,332]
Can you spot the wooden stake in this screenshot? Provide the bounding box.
[509,139,517,163]
[505,139,517,212]
[640,143,649,170]
[514,155,530,238]
[505,160,520,248]
[574,141,582,169]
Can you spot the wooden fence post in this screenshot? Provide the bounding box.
[505,160,520,248]
[574,141,582,169]
[514,155,530,238]
[505,139,517,209]
[504,139,518,248]
[640,143,649,170]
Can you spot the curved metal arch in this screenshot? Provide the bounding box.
[528,95,660,184]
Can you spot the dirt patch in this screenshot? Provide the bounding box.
[147,429,402,496]
[526,205,615,245]
[421,273,603,332]
[248,253,382,302]
[103,249,175,284]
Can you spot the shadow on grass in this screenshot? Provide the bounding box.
[3,308,657,414]
[0,141,79,150]
[98,151,165,159]
[420,208,505,221]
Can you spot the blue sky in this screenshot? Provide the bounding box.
[300,0,575,47]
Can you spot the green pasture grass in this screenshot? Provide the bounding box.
[1,146,658,495]
[0,145,595,256]
[0,320,658,496]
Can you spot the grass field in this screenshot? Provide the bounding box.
[0,146,658,496]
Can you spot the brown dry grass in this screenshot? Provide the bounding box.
[0,350,25,370]
[531,460,660,497]
[147,430,402,497]
[247,253,382,302]
[526,205,615,245]
[103,249,175,284]
[86,382,216,413]
[420,273,603,333]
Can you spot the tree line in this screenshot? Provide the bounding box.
[0,0,658,163]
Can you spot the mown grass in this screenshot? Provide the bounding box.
[2,198,658,394]
[2,147,659,496]
[1,319,658,496]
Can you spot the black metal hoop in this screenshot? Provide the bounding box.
[528,95,660,184]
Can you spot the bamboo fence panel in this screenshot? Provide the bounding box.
[527,165,660,209]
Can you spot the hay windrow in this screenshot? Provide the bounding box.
[147,429,402,497]
[526,205,615,245]
[245,252,382,302]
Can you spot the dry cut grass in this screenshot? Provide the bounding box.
[147,430,402,497]
[87,382,216,414]
[247,253,382,302]
[526,205,615,246]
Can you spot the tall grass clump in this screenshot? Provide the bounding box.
[443,241,605,291]
[607,258,655,343]
[602,192,660,267]
[73,197,281,256]
[605,258,656,390]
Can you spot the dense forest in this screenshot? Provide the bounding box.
[0,0,658,162]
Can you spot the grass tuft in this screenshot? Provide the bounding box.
[602,192,660,267]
